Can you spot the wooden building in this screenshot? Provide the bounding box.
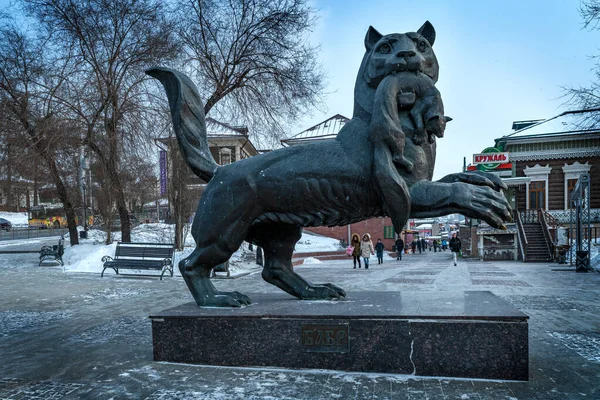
[496,109,600,222]
[467,109,600,262]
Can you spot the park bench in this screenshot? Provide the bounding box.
[211,260,230,278]
[101,242,175,280]
[39,236,65,266]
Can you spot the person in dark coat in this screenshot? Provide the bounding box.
[449,232,462,266]
[395,237,404,260]
[411,241,417,254]
[351,233,361,269]
[375,238,385,264]
[417,239,422,254]
[433,239,438,252]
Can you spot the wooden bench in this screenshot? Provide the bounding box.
[101,242,175,280]
[39,236,65,266]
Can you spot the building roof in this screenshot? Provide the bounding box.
[281,114,349,146]
[498,109,600,141]
[205,118,249,137]
[155,117,258,156]
[511,119,544,131]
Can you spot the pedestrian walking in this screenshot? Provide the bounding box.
[411,241,417,254]
[351,233,362,269]
[360,233,375,269]
[417,239,422,254]
[449,232,462,266]
[395,237,404,261]
[433,239,438,253]
[375,238,385,264]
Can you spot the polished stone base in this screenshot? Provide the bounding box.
[150,291,528,380]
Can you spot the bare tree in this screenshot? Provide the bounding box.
[564,0,600,127]
[0,24,81,243]
[176,0,326,148]
[23,0,180,242]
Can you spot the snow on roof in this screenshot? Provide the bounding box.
[500,109,600,140]
[282,114,349,146]
[143,198,168,207]
[205,118,249,137]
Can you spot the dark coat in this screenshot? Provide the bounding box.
[375,242,384,254]
[395,238,404,251]
[449,237,462,253]
[351,234,361,257]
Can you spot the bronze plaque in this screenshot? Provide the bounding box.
[301,323,349,353]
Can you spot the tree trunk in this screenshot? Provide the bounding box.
[38,143,79,245]
[6,143,12,206]
[108,165,131,243]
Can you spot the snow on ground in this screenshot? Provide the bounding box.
[60,226,341,276]
[567,238,600,272]
[294,232,342,252]
[0,212,28,227]
[302,257,323,264]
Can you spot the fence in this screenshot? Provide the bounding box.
[0,227,69,241]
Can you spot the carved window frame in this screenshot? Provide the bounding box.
[219,148,232,165]
[523,164,552,210]
[562,161,591,210]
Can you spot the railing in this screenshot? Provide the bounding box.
[520,209,540,224]
[0,227,69,241]
[539,209,555,261]
[515,210,527,262]
[546,208,600,224]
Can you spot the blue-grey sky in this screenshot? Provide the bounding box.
[297,0,597,179]
[1,0,597,181]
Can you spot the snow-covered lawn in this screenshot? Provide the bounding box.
[0,212,28,227]
[59,224,342,277]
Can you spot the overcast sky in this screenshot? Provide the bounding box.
[294,0,598,179]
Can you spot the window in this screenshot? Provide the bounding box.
[562,162,591,209]
[523,164,551,210]
[219,148,232,165]
[383,226,395,239]
[528,181,545,209]
[566,178,578,208]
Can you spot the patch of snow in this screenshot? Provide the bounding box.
[0,212,28,227]
[302,257,322,264]
[295,231,342,252]
[54,225,354,277]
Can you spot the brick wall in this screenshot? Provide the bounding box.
[304,217,399,251]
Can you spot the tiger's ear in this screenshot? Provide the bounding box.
[417,21,436,46]
[365,26,383,51]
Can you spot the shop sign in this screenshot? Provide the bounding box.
[472,147,509,171]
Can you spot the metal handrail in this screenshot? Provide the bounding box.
[539,209,555,261]
[515,210,527,262]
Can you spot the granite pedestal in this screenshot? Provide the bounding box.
[150,291,528,380]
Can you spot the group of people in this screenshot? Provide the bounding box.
[350,232,462,268]
[350,233,387,269]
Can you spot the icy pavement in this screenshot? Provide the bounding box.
[0,250,599,399]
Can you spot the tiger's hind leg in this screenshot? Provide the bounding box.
[253,223,346,300]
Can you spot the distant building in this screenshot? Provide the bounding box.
[156,118,260,220]
[280,114,349,147]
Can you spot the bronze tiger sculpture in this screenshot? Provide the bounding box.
[147,21,511,307]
